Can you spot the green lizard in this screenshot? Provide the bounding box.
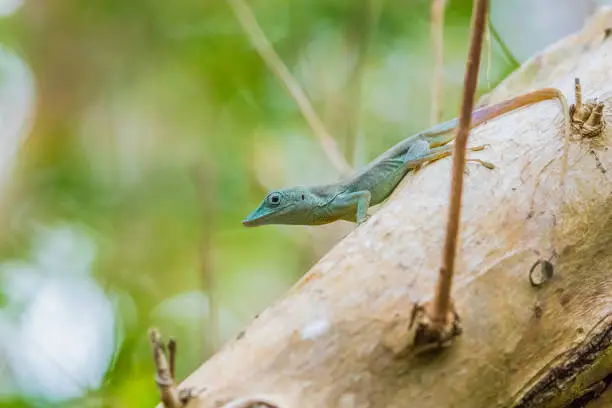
[243,88,568,227]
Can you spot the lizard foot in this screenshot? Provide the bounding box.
[467,158,495,169]
[467,143,491,152]
[465,144,495,171]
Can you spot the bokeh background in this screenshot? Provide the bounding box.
[0,0,606,407]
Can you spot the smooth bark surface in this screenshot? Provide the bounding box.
[166,8,612,408]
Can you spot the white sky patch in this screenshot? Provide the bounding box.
[6,278,115,400]
[0,0,22,17]
[0,225,117,402]
[300,318,331,341]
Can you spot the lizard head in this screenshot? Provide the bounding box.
[243,188,314,227]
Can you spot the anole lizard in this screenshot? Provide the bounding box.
[243,88,569,227]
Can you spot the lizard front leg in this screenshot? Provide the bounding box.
[331,191,372,224]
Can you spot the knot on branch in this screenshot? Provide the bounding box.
[570,78,606,139]
[529,258,555,288]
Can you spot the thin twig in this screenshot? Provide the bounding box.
[343,0,383,165]
[168,338,177,380]
[226,0,352,176]
[487,15,519,67]
[484,8,491,89]
[192,164,219,353]
[149,329,182,408]
[430,0,447,125]
[433,0,489,326]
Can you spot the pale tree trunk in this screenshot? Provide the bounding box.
[166,8,612,408]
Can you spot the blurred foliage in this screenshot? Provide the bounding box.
[0,0,525,406]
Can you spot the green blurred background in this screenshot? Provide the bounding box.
[0,0,603,407]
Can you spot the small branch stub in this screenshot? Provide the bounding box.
[570,78,606,139]
[168,338,177,381]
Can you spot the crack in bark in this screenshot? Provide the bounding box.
[513,316,612,408]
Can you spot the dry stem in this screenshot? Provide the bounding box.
[168,338,177,380]
[484,8,491,89]
[193,164,220,352]
[432,0,489,327]
[226,0,351,175]
[430,0,447,125]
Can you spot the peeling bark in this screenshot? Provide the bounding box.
[163,8,612,408]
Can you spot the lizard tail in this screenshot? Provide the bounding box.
[425,88,568,148]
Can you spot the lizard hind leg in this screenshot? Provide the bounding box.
[401,139,437,175]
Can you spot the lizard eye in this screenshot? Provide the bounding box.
[301,194,305,200]
[268,192,281,206]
